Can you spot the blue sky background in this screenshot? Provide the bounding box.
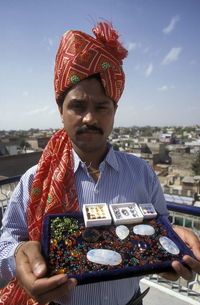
[0,0,200,130]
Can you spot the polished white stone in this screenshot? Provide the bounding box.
[133,224,155,236]
[159,236,180,255]
[87,249,122,266]
[116,225,129,240]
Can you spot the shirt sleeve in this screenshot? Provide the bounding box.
[0,166,35,284]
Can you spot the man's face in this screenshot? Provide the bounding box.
[59,77,117,153]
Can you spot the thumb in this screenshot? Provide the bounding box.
[19,241,47,278]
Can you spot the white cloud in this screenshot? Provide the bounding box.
[127,42,141,51]
[43,37,54,50]
[163,15,180,34]
[48,38,53,47]
[144,104,155,111]
[26,106,50,115]
[161,47,182,65]
[145,63,153,77]
[158,85,168,91]
[189,59,197,65]
[134,64,141,71]
[22,91,29,97]
[157,85,175,91]
[48,108,57,115]
[143,46,150,54]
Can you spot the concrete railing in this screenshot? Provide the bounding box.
[146,202,200,302]
[0,175,21,228]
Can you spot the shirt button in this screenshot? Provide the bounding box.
[94,189,99,194]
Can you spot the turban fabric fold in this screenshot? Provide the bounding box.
[54,22,128,103]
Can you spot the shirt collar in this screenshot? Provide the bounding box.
[104,144,119,172]
[73,150,82,173]
[72,144,119,173]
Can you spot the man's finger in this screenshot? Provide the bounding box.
[183,255,200,275]
[15,240,77,303]
[16,241,47,278]
[16,246,68,296]
[22,274,69,299]
[171,260,193,281]
[32,278,77,304]
[159,271,179,281]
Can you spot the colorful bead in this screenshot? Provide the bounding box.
[50,238,57,247]
[65,239,73,247]
[55,268,66,274]
[70,249,79,257]
[82,228,100,242]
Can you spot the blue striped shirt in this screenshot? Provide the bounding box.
[0,146,169,305]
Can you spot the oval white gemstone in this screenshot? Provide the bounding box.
[133,224,155,236]
[87,249,122,266]
[116,225,129,240]
[159,236,180,255]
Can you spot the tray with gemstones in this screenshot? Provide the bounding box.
[41,213,194,285]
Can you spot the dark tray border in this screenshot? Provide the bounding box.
[41,213,195,285]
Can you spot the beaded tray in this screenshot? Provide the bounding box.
[41,213,194,285]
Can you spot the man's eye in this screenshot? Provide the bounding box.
[71,104,84,110]
[97,106,108,110]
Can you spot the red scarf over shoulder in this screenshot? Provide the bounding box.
[0,129,79,305]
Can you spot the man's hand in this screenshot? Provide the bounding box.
[15,241,77,304]
[160,226,200,281]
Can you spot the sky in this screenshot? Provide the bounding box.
[0,0,200,130]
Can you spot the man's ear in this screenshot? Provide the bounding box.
[58,104,63,114]
[114,103,118,114]
[58,105,64,122]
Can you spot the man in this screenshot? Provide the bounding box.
[0,22,200,305]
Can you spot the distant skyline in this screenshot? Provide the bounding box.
[0,0,200,130]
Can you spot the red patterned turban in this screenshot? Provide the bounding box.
[54,22,128,103]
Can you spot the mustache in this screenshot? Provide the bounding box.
[76,125,104,135]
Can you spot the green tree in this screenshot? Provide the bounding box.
[140,126,153,137]
[19,140,31,149]
[191,151,200,175]
[112,143,119,151]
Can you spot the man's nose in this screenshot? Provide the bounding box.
[82,111,98,125]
